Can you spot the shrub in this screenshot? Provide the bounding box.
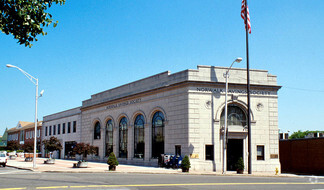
[181,155,191,170]
[107,152,119,166]
[235,157,244,171]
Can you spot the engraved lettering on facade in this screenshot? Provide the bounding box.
[106,98,142,110]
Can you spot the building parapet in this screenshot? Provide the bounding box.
[82,66,279,109]
[43,107,81,122]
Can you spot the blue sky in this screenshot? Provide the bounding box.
[1,0,323,135]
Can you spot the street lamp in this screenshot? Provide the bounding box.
[222,57,242,174]
[6,64,43,169]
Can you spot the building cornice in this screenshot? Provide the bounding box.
[81,80,281,111]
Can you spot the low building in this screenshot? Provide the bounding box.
[305,132,324,138]
[280,138,324,175]
[279,132,289,140]
[42,65,281,172]
[7,121,42,152]
[0,128,8,148]
[42,107,81,159]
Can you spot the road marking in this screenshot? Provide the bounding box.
[36,186,69,189]
[2,182,324,190]
[0,171,30,175]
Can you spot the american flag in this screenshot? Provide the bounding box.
[241,0,251,34]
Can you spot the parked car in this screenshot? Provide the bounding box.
[0,153,7,167]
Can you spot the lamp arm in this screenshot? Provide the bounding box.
[226,60,236,74]
[15,67,38,85]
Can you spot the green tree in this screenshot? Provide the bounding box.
[289,130,324,139]
[22,141,34,153]
[6,140,20,151]
[0,0,65,47]
[107,152,118,171]
[73,143,97,161]
[289,130,308,139]
[181,155,191,172]
[107,152,118,166]
[42,136,62,156]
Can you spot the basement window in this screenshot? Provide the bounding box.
[257,145,265,160]
[205,145,214,161]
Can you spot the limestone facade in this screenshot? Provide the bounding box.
[42,65,281,172]
[42,107,81,159]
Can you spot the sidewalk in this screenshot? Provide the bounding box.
[6,157,322,178]
[7,157,182,174]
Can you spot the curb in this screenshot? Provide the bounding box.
[6,164,313,178]
[7,165,33,171]
[7,162,324,179]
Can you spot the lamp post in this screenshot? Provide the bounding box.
[222,57,242,174]
[6,64,43,169]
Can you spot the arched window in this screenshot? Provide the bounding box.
[152,111,165,158]
[220,104,247,127]
[134,115,144,158]
[105,119,113,157]
[94,121,101,139]
[119,117,128,158]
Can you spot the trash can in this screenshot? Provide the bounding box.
[172,155,183,169]
[158,154,165,167]
[164,154,172,168]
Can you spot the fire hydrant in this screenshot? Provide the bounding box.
[275,167,279,175]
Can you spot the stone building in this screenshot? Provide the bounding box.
[42,107,81,159]
[42,65,281,172]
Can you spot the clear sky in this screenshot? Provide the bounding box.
[1,0,323,135]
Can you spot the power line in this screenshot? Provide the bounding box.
[283,86,324,93]
[233,76,324,93]
[225,75,324,93]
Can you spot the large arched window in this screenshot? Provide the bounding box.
[152,111,165,158]
[94,121,101,139]
[220,104,247,127]
[105,119,113,157]
[119,117,128,158]
[134,114,144,158]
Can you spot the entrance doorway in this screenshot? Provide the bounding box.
[65,141,77,159]
[227,139,243,171]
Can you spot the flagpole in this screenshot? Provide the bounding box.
[244,0,252,175]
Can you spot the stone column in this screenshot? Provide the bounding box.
[144,123,151,161]
[128,124,133,159]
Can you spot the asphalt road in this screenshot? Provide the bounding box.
[0,167,323,190]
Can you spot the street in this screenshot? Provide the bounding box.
[0,167,323,190]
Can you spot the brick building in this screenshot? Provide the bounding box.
[7,121,42,152]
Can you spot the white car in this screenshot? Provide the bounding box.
[0,153,7,167]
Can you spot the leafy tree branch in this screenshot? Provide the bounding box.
[0,0,65,47]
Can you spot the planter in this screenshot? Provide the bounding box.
[9,155,17,160]
[237,169,244,174]
[25,157,33,162]
[77,161,88,168]
[44,159,55,164]
[109,165,116,171]
[182,168,189,172]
